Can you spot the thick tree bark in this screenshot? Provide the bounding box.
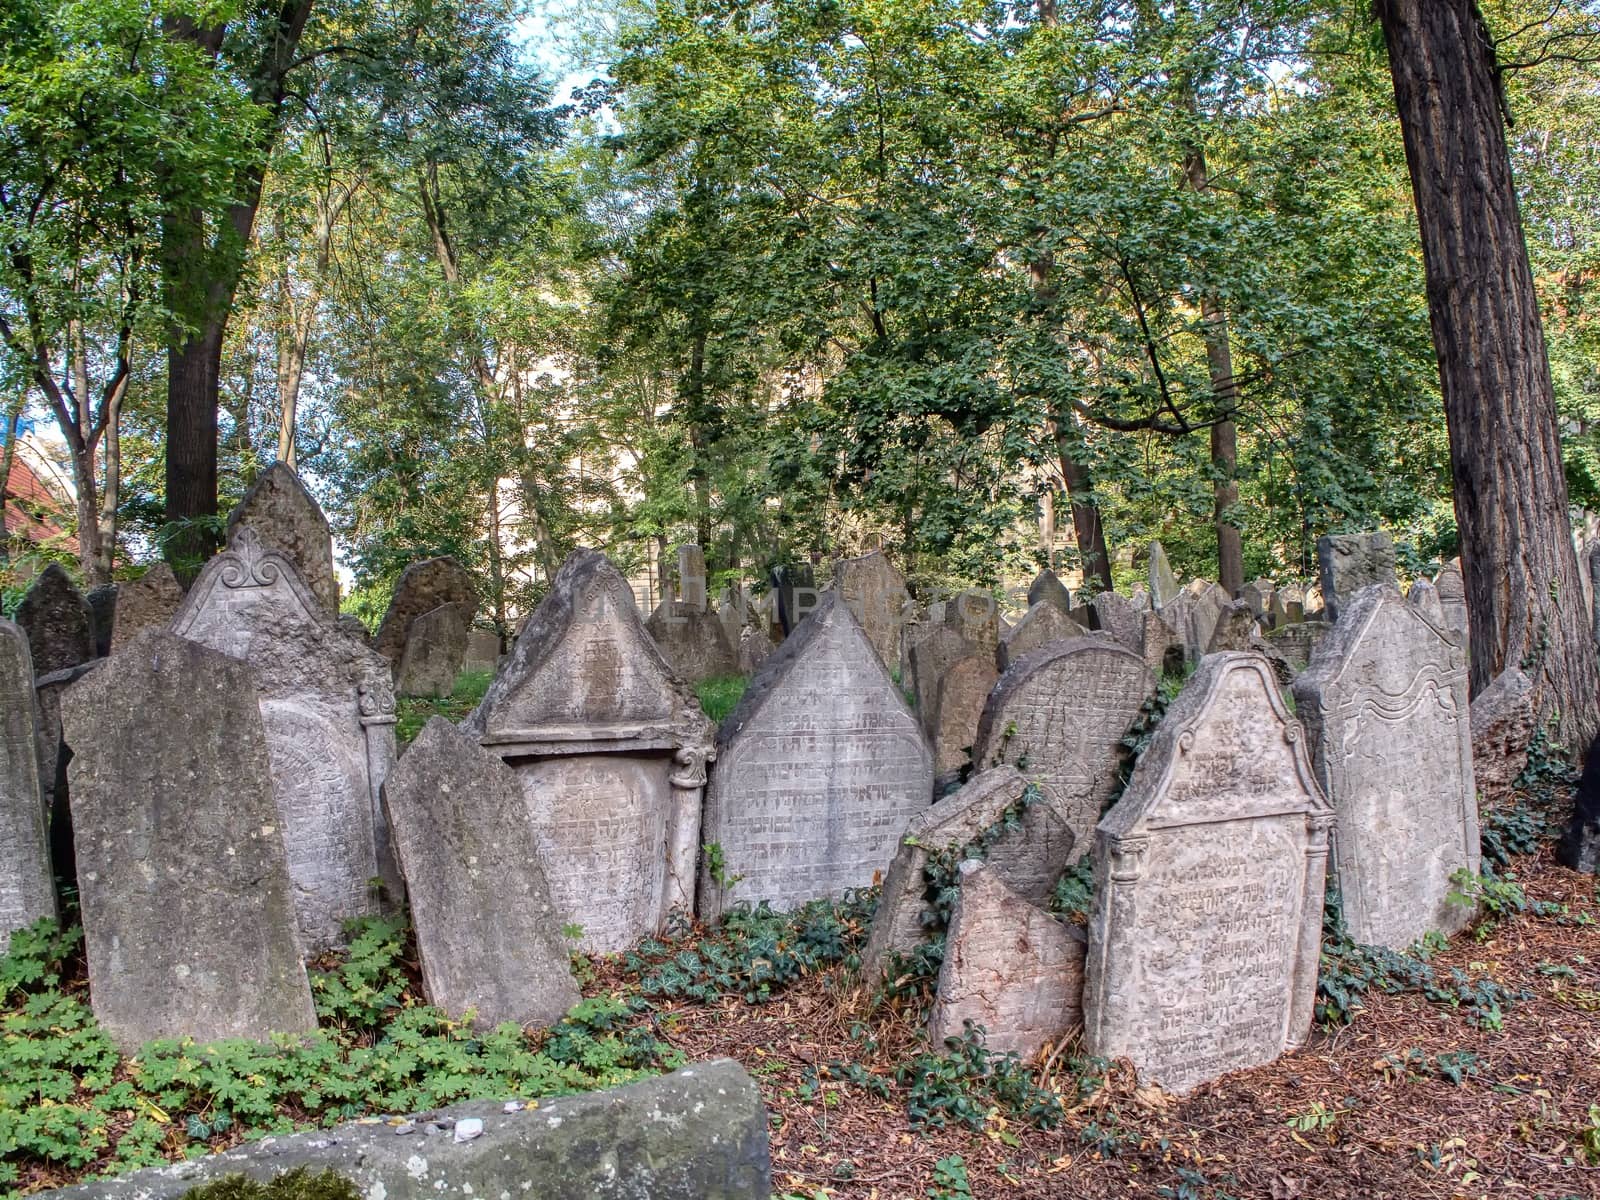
[1377,0,1599,749]
[1055,427,1115,594]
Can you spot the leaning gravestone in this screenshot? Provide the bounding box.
[1141,610,1185,678]
[60,632,317,1049]
[861,766,1072,984]
[646,597,739,684]
[931,653,998,780]
[1148,541,1179,611]
[171,531,398,950]
[1092,590,1143,652]
[701,592,932,922]
[1317,532,1397,623]
[1183,585,1227,662]
[832,550,911,671]
[1293,585,1479,947]
[395,603,471,698]
[16,564,95,675]
[1085,653,1332,1094]
[1,620,54,956]
[1470,667,1535,802]
[1406,578,1445,624]
[109,563,184,653]
[998,600,1087,670]
[382,719,580,1028]
[463,549,715,952]
[945,589,1000,661]
[374,556,479,669]
[1434,563,1469,643]
[1207,600,1259,653]
[908,626,977,733]
[1028,568,1073,614]
[972,638,1152,856]
[226,462,339,617]
[928,861,1085,1059]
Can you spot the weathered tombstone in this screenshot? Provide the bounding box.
[1028,568,1073,614]
[374,557,479,669]
[463,549,715,952]
[32,663,92,881]
[908,626,977,732]
[944,589,1000,660]
[336,613,372,644]
[86,584,116,658]
[972,638,1152,856]
[998,601,1088,670]
[1092,591,1142,653]
[1316,532,1397,623]
[1183,586,1226,662]
[225,462,339,617]
[928,861,1085,1059]
[1406,577,1445,624]
[831,550,910,672]
[1294,586,1479,947]
[395,603,471,698]
[1238,578,1273,615]
[715,587,743,649]
[647,598,739,684]
[464,627,501,672]
[738,626,774,675]
[1206,600,1258,653]
[861,767,1072,984]
[676,543,708,611]
[1303,586,1324,618]
[171,531,398,949]
[700,592,932,922]
[1267,621,1332,677]
[1558,733,1600,873]
[16,564,94,675]
[1,620,54,955]
[1141,611,1185,678]
[382,719,580,1027]
[1266,589,1288,630]
[1129,584,1151,613]
[1148,541,1179,611]
[931,654,998,781]
[60,632,317,1048]
[1470,667,1535,802]
[1084,652,1332,1093]
[1434,564,1469,642]
[110,563,184,653]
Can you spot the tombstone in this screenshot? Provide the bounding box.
[1406,578,1445,624]
[1294,586,1479,947]
[0,620,54,956]
[1316,532,1396,623]
[738,626,774,676]
[86,584,116,658]
[647,598,739,684]
[60,632,317,1049]
[15,564,94,675]
[1084,653,1332,1093]
[1266,589,1288,630]
[1027,569,1073,615]
[32,663,92,883]
[1434,564,1469,642]
[1148,541,1179,611]
[1091,591,1142,653]
[225,462,339,617]
[381,719,580,1028]
[944,590,1000,660]
[1267,621,1331,677]
[374,557,479,669]
[861,767,1073,984]
[1129,585,1151,613]
[1206,601,1258,653]
[1470,667,1535,802]
[464,627,501,673]
[1558,733,1600,873]
[972,638,1153,856]
[700,592,932,922]
[715,588,743,650]
[110,563,184,653]
[1141,611,1185,679]
[676,544,708,611]
[170,531,398,950]
[931,654,998,781]
[769,564,818,636]
[1303,586,1325,618]
[908,626,976,732]
[998,601,1088,671]
[395,603,471,698]
[1183,586,1226,662]
[463,549,715,952]
[1238,578,1273,616]
[928,861,1086,1059]
[336,613,372,644]
[832,550,911,672]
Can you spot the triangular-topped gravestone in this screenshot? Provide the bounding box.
[972,638,1152,858]
[1085,653,1332,1094]
[464,549,715,952]
[998,601,1087,670]
[171,530,397,950]
[60,633,316,1048]
[1148,541,1179,611]
[1028,568,1072,614]
[1,619,54,956]
[226,462,339,618]
[374,556,478,668]
[382,719,580,1028]
[1294,586,1478,947]
[701,592,932,922]
[832,550,911,672]
[16,564,94,675]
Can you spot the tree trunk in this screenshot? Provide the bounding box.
[1377,0,1599,749]
[165,317,225,575]
[1055,421,1114,594]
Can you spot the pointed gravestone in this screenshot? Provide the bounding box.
[463,549,715,952]
[832,550,911,672]
[997,601,1087,670]
[700,592,932,922]
[110,563,184,653]
[396,603,471,698]
[1085,653,1332,1094]
[1294,586,1478,948]
[1027,569,1072,615]
[15,564,94,675]
[928,860,1086,1059]
[646,597,739,684]
[382,719,580,1028]
[1091,591,1142,653]
[60,633,317,1049]
[171,530,398,950]
[1316,532,1397,623]
[1,620,54,956]
[861,767,1072,985]
[1406,578,1445,624]
[1148,541,1179,611]
[226,462,339,618]
[972,639,1152,857]
[1434,564,1469,643]
[931,654,998,781]
[374,557,479,670]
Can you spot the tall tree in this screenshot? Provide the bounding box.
[1375,0,1599,747]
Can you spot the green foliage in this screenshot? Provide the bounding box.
[1448,868,1530,931]
[927,1154,973,1200]
[1050,860,1098,925]
[180,1169,360,1200]
[894,1024,1066,1132]
[695,675,748,724]
[1316,930,1529,1032]
[307,916,410,1030]
[395,670,495,743]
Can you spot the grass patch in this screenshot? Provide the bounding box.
[395,669,494,743]
[695,675,748,723]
